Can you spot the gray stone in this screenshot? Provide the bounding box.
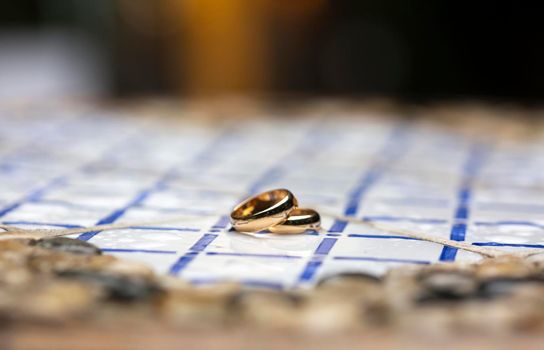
[56,269,162,302]
[32,237,102,256]
[418,271,478,301]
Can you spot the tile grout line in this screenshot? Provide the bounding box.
[0,113,145,222]
[76,128,232,242]
[168,123,324,277]
[295,123,411,287]
[439,143,490,261]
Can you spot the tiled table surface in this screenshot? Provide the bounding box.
[1,102,544,289]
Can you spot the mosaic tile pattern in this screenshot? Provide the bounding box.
[1,103,544,289]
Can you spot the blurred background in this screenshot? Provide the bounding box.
[0,0,542,102]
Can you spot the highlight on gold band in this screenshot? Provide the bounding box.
[230,189,297,232]
[268,208,321,234]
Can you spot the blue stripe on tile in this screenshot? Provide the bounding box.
[190,234,218,252]
[450,223,467,241]
[77,186,159,241]
[439,144,489,261]
[129,226,200,232]
[328,219,348,233]
[344,170,379,216]
[102,248,177,254]
[189,278,284,290]
[440,223,467,261]
[473,242,544,249]
[241,280,285,290]
[333,256,430,264]
[455,207,469,220]
[1,220,84,229]
[458,188,471,205]
[205,251,301,259]
[362,216,447,224]
[314,237,337,255]
[348,233,420,240]
[439,246,458,261]
[474,221,544,229]
[298,260,323,283]
[169,252,198,275]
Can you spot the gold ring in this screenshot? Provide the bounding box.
[230,189,298,232]
[268,208,321,234]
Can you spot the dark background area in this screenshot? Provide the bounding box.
[0,0,542,103]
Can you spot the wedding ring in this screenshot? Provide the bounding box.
[230,189,298,232]
[268,208,321,234]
